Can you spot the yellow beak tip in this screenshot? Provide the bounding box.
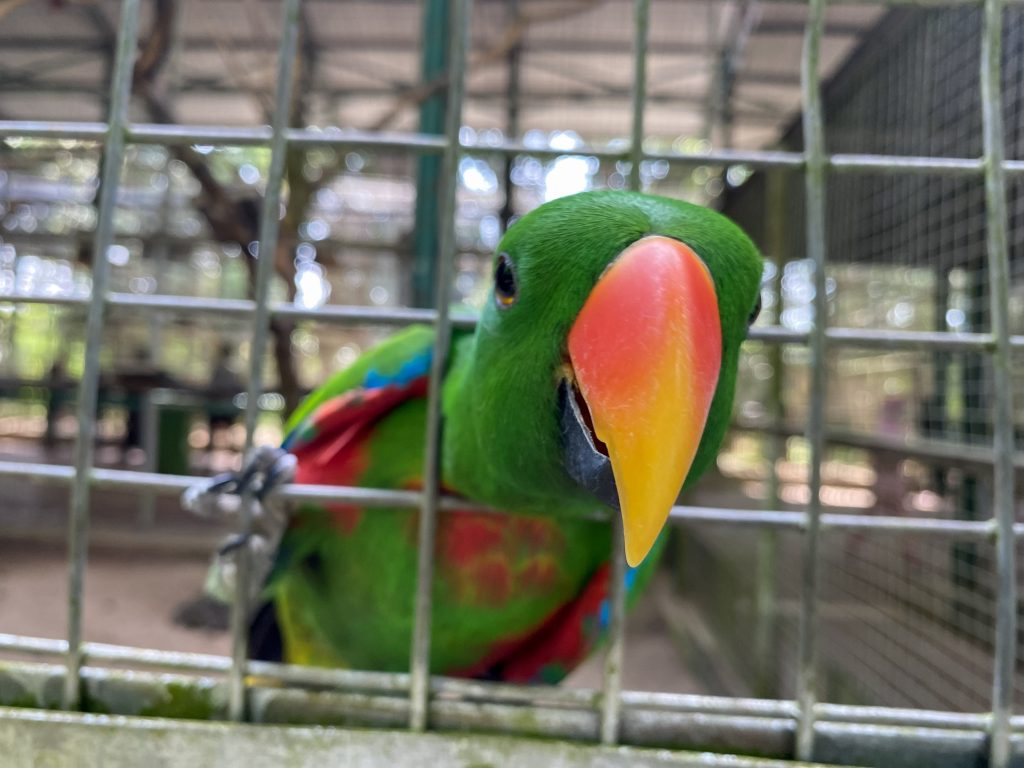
[623,526,658,568]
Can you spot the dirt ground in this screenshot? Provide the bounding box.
[0,538,231,656]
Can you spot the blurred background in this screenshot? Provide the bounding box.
[0,0,1023,716]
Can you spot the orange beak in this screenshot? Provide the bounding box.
[567,236,722,566]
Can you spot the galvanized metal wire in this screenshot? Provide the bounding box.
[58,0,141,711]
[599,0,651,746]
[794,0,828,757]
[225,0,304,722]
[408,0,471,732]
[0,0,1021,766]
[979,0,1018,764]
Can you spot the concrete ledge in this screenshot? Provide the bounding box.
[0,706,846,768]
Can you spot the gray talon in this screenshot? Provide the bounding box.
[181,445,297,609]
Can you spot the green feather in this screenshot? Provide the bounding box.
[285,324,436,433]
[443,190,762,509]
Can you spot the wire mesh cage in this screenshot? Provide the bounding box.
[716,2,1024,721]
[0,0,1021,767]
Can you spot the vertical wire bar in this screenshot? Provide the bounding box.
[600,0,649,746]
[61,0,141,711]
[627,0,649,192]
[980,0,1017,764]
[794,0,827,759]
[408,0,471,732]
[599,512,628,745]
[499,0,520,233]
[753,170,788,697]
[227,0,303,722]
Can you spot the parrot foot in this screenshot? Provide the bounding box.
[182,446,297,518]
[181,446,297,608]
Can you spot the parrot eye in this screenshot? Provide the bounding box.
[748,293,763,326]
[494,253,518,308]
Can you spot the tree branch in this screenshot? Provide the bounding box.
[129,0,303,412]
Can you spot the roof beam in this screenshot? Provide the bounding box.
[0,79,786,116]
[0,77,798,99]
[0,25,864,55]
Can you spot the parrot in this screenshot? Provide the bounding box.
[241,189,763,683]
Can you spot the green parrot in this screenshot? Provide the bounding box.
[245,189,763,682]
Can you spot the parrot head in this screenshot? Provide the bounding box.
[445,190,763,567]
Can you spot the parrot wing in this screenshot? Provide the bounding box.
[284,324,436,439]
[249,325,435,661]
[254,323,653,682]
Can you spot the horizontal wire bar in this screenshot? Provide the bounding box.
[737,419,1024,471]
[0,292,479,329]
[2,292,1019,350]
[0,121,107,141]
[646,148,805,168]
[829,154,984,175]
[619,690,798,718]
[814,703,990,730]
[469,139,625,161]
[746,326,810,344]
[0,461,600,517]
[9,119,1024,178]
[669,506,805,528]
[130,124,270,145]
[829,428,1024,470]
[821,514,995,536]
[287,128,449,152]
[0,460,1012,538]
[823,327,998,351]
[273,304,478,329]
[669,506,1001,537]
[431,677,597,707]
[0,633,407,692]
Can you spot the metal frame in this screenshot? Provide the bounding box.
[0,0,1019,766]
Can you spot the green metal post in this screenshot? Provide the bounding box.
[412,0,451,308]
[500,0,520,233]
[408,0,470,732]
[61,0,141,711]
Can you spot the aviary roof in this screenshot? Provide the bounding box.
[0,0,882,150]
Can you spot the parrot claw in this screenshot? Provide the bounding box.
[182,446,295,519]
[181,446,297,609]
[258,452,297,501]
[217,532,251,557]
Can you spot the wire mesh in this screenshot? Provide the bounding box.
[0,0,1020,766]
[714,11,1019,762]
